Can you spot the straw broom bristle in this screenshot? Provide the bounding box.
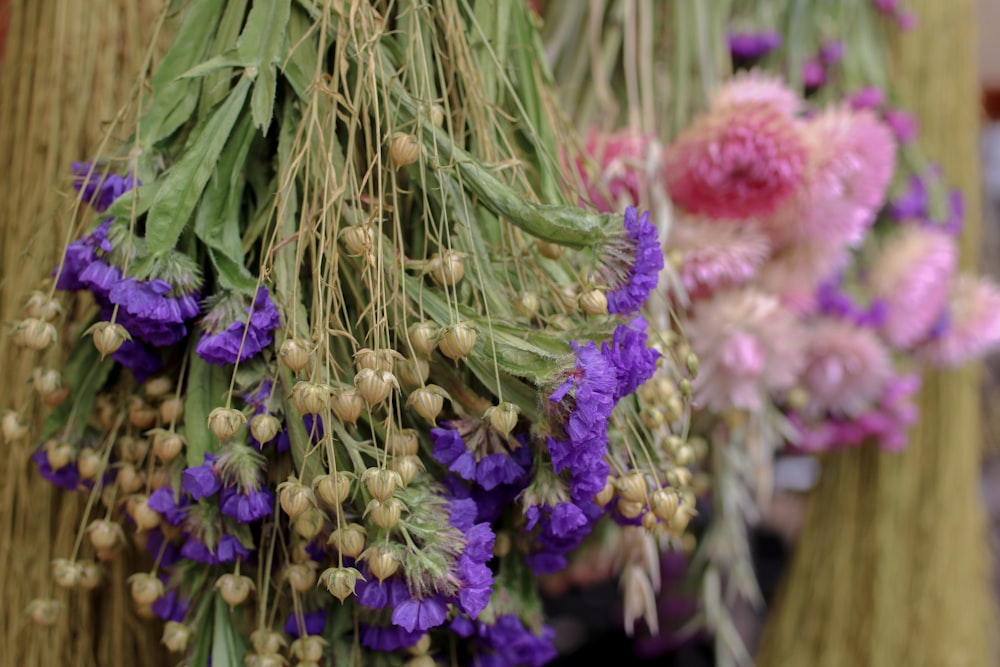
[0,1,172,665]
[756,1,998,665]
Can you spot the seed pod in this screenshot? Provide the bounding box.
[32,368,63,398]
[484,402,519,436]
[397,356,430,388]
[430,104,445,127]
[361,468,402,502]
[77,449,104,480]
[313,471,353,507]
[41,387,70,407]
[87,520,123,551]
[51,559,84,589]
[649,488,680,522]
[118,463,145,494]
[16,318,57,351]
[319,567,365,603]
[535,239,564,260]
[128,572,165,606]
[128,398,157,430]
[354,368,397,406]
[549,314,574,330]
[278,477,315,519]
[284,562,318,593]
[437,322,477,360]
[149,466,173,490]
[291,381,330,415]
[354,347,398,373]
[131,495,162,531]
[579,289,608,316]
[250,630,288,655]
[327,523,366,559]
[27,599,62,627]
[88,321,130,357]
[159,397,185,424]
[389,132,420,167]
[339,224,374,257]
[405,385,445,422]
[427,250,465,287]
[616,472,648,503]
[407,321,439,356]
[594,476,616,507]
[117,435,149,463]
[244,655,286,667]
[293,508,325,540]
[1,411,29,441]
[514,292,540,318]
[144,376,173,399]
[674,445,695,467]
[492,531,512,558]
[216,573,255,607]
[45,440,76,471]
[25,291,63,321]
[366,497,403,530]
[405,655,436,667]
[250,414,282,444]
[669,506,695,534]
[291,636,328,662]
[162,621,192,653]
[207,407,247,441]
[617,499,646,519]
[330,387,364,424]
[152,431,185,463]
[364,546,400,581]
[408,634,432,656]
[280,338,312,373]
[389,455,423,486]
[77,561,103,590]
[385,428,419,456]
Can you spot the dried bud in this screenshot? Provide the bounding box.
[669,505,695,534]
[327,523,366,559]
[641,510,660,532]
[616,472,648,503]
[77,561,103,590]
[617,499,646,519]
[407,321,439,356]
[291,381,330,415]
[280,338,312,372]
[278,477,315,519]
[117,435,149,463]
[364,545,400,581]
[27,599,62,627]
[684,351,699,378]
[159,397,185,424]
[514,292,540,318]
[25,291,63,321]
[365,497,403,529]
[330,387,364,424]
[15,318,57,351]
[354,348,398,373]
[51,559,84,589]
[389,455,423,486]
[32,368,63,398]
[354,368,397,406]
[408,633,432,656]
[405,385,447,422]
[162,621,192,653]
[339,224,374,257]
[397,356,430,388]
[484,401,519,436]
[42,387,70,407]
[430,104,445,128]
[128,398,157,430]
[405,655,436,667]
[87,321,131,357]
[250,630,288,655]
[579,289,608,316]
[144,376,173,399]
[152,431,185,463]
[130,494,162,531]
[77,449,104,480]
[535,239,564,260]
[208,406,247,441]
[427,250,465,287]
[389,132,421,167]
[291,636,328,662]
[1,411,29,441]
[216,573,255,607]
[284,562,318,593]
[437,322,477,360]
[87,520,123,551]
[44,440,76,471]
[649,488,679,522]
[314,471,353,507]
[244,655,287,667]
[250,413,282,444]
[117,463,145,494]
[293,508,325,540]
[319,566,365,603]
[594,476,616,507]
[674,445,695,466]
[362,468,402,502]
[385,428,419,456]
[128,572,165,606]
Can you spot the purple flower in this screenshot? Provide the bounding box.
[30,448,79,491]
[603,207,663,315]
[109,278,189,324]
[360,623,424,651]
[802,59,826,89]
[179,533,249,564]
[431,427,478,481]
[142,528,182,567]
[55,219,113,291]
[285,609,327,638]
[883,109,918,144]
[152,587,189,622]
[220,486,274,523]
[888,173,928,220]
[78,260,122,300]
[601,316,660,400]
[455,556,494,617]
[111,338,163,382]
[819,40,844,65]
[71,162,137,213]
[196,287,282,366]
[468,614,558,667]
[391,595,450,633]
[147,487,189,526]
[181,453,221,499]
[848,86,885,110]
[727,30,782,63]
[355,576,410,610]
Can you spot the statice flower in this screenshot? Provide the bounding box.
[219,485,274,523]
[600,316,661,400]
[196,286,282,366]
[454,613,558,666]
[431,423,532,491]
[285,609,327,638]
[883,109,919,144]
[110,337,164,382]
[913,274,1000,367]
[598,207,664,315]
[147,487,190,526]
[668,216,772,300]
[180,533,250,564]
[30,448,79,491]
[151,586,189,623]
[181,453,221,500]
[848,85,886,110]
[802,59,827,91]
[55,219,113,290]
[727,30,783,66]
[71,161,137,213]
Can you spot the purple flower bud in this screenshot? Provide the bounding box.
[848,86,885,110]
[802,59,826,89]
[147,487,188,526]
[883,109,918,143]
[819,40,845,65]
[220,486,274,523]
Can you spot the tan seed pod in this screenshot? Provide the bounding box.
[327,523,366,559]
[579,289,609,316]
[548,314,574,331]
[366,497,403,530]
[149,466,173,490]
[354,368,397,406]
[361,468,402,502]
[649,488,680,522]
[279,338,312,372]
[594,476,616,507]
[313,472,353,507]
[339,224,374,257]
[389,132,420,167]
[250,414,281,444]
[407,633,432,656]
[291,381,329,415]
[77,449,104,480]
[159,397,185,424]
[616,472,648,503]
[406,321,439,356]
[492,531,512,558]
[1,411,29,441]
[291,636,328,662]
[117,463,145,494]
[365,546,400,582]
[397,356,430,388]
[129,572,165,606]
[144,376,173,399]
[117,435,149,463]
[244,654,286,667]
[16,318,57,350]
[293,508,325,540]
[319,567,365,603]
[427,250,465,287]
[216,573,255,607]
[152,431,185,463]
[405,385,445,423]
[354,347,399,373]
[405,655,436,667]
[51,559,83,589]
[437,322,477,360]
[42,387,70,407]
[45,441,76,471]
[535,240,564,260]
[641,511,660,532]
[674,445,695,467]
[88,321,131,357]
[207,407,247,441]
[131,495,162,531]
[429,104,445,128]
[77,561,103,590]
[128,399,158,430]
[25,291,63,321]
[385,428,419,456]
[484,401,519,436]
[162,621,192,653]
[514,292,540,318]
[32,368,63,398]
[330,387,364,424]
[278,477,315,519]
[284,562,318,593]
[27,599,62,627]
[389,455,423,486]
[250,630,288,655]
[617,499,646,519]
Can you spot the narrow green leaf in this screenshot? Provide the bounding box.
[199,0,251,114]
[140,0,226,148]
[178,52,247,80]
[103,180,161,220]
[189,593,215,667]
[209,249,260,292]
[211,594,243,667]
[236,0,292,66]
[146,77,251,255]
[250,65,277,133]
[182,347,233,466]
[283,7,317,100]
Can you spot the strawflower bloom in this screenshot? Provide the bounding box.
[751,239,851,315]
[667,216,772,300]
[913,274,1000,367]
[710,69,802,117]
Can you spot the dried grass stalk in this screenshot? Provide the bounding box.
[755,1,998,665]
[0,2,172,665]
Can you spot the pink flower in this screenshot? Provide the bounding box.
[882,109,918,144]
[760,107,896,248]
[913,274,1000,367]
[868,226,957,349]
[710,69,803,117]
[667,216,772,300]
[663,100,808,220]
[576,127,660,212]
[751,239,851,315]
[685,288,805,412]
[797,318,894,418]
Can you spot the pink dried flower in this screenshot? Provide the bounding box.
[868,226,957,349]
[710,69,803,117]
[761,107,896,248]
[751,240,851,315]
[576,127,660,213]
[663,100,808,220]
[667,216,772,300]
[797,318,893,419]
[685,288,805,412]
[913,274,1000,367]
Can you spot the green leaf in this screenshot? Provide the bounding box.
[103,180,161,220]
[198,0,251,114]
[238,0,292,132]
[250,64,277,134]
[209,249,260,292]
[211,593,244,667]
[40,320,115,441]
[182,347,234,466]
[140,0,226,148]
[189,592,215,667]
[283,7,317,100]
[178,52,247,80]
[146,77,251,255]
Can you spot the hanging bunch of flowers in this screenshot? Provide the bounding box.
[1,1,696,665]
